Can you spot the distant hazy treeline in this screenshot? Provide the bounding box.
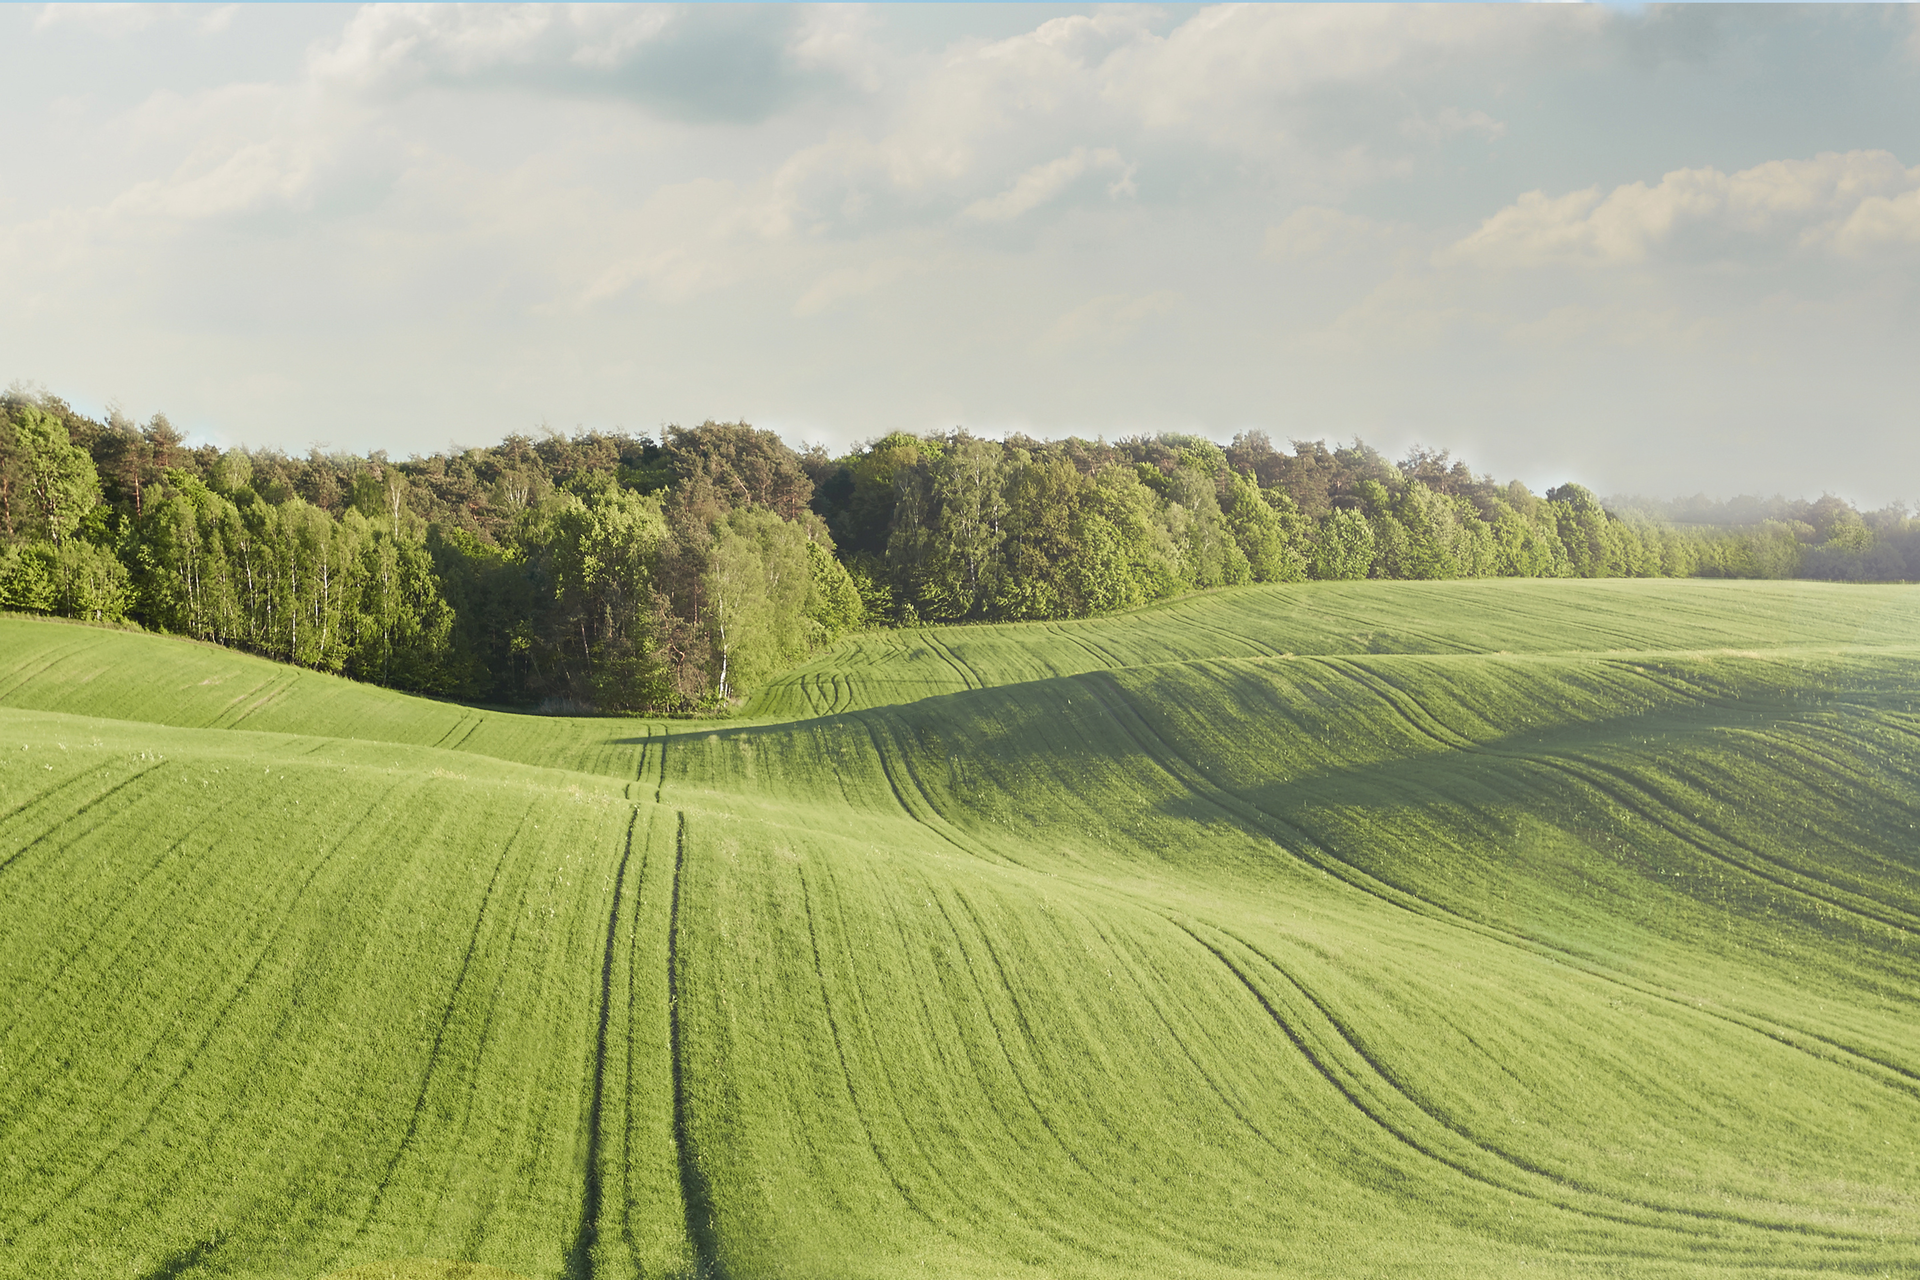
[0,386,1907,710]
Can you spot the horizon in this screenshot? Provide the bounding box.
[12,380,1899,515]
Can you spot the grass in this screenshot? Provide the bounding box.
[317,1263,533,1280]
[1,579,1917,1278]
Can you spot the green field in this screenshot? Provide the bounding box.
[3,579,1918,1279]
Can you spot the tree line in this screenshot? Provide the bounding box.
[2,385,1910,711]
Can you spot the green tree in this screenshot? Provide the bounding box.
[923,437,1008,618]
[345,512,456,692]
[1223,471,1306,583]
[1546,484,1615,578]
[804,533,865,644]
[705,506,811,701]
[8,405,100,546]
[543,490,669,710]
[1086,465,1182,606]
[0,540,132,622]
[991,453,1083,619]
[1488,509,1567,578]
[1381,481,1462,580]
[667,420,814,520]
[1309,508,1376,580]
[1165,464,1249,588]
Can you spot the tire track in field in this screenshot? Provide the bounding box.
[1041,621,1110,674]
[423,797,579,1246]
[1284,695,1920,1096]
[0,758,168,878]
[1313,657,1484,751]
[618,818,646,1277]
[615,808,672,1278]
[1300,658,1920,950]
[921,632,981,691]
[1328,656,1920,948]
[917,893,1123,1257]
[1701,720,1920,885]
[668,812,724,1280]
[922,884,1272,1261]
[653,723,669,803]
[1323,663,1920,940]
[1076,908,1298,1171]
[15,781,405,1257]
[432,713,485,753]
[564,808,639,1280]
[0,636,97,704]
[820,861,998,1234]
[1157,602,1285,660]
[1067,669,1920,1108]
[1067,669,1443,918]
[629,724,653,802]
[1162,915,1840,1249]
[854,717,1026,870]
[933,888,1144,1242]
[11,785,390,1242]
[1057,618,1132,670]
[1770,719,1920,837]
[1542,753,1920,936]
[1291,741,1920,1105]
[209,672,295,729]
[840,671,1620,1228]
[0,777,259,1064]
[817,652,1912,1243]
[876,712,1052,873]
[1206,920,1884,1243]
[796,861,942,1231]
[356,804,538,1234]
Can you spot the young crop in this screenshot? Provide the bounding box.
[2,579,1917,1278]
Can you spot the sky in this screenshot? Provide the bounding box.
[3,3,1919,503]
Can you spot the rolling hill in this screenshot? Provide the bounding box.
[2,578,1918,1279]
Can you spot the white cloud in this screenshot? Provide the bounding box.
[1100,5,1582,146]
[961,146,1132,222]
[1502,302,1724,351]
[792,255,926,318]
[1263,206,1407,262]
[305,4,833,125]
[6,4,1918,501]
[1829,188,1920,254]
[1400,106,1505,144]
[37,4,177,35]
[1036,291,1182,353]
[786,4,885,93]
[311,4,673,89]
[1442,151,1920,267]
[579,178,765,305]
[113,137,319,219]
[34,2,233,35]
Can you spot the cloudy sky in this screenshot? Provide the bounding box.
[3,3,1919,501]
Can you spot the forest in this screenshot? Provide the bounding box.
[1,384,1911,712]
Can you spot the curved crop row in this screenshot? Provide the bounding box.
[2,579,1917,1278]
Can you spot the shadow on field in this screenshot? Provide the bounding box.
[616,656,1920,958]
[136,1233,224,1280]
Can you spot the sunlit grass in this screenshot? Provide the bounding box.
[2,580,1917,1277]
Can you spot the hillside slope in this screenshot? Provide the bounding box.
[2,581,1917,1279]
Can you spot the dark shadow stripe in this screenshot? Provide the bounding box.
[669,812,724,1279]
[566,808,639,1280]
